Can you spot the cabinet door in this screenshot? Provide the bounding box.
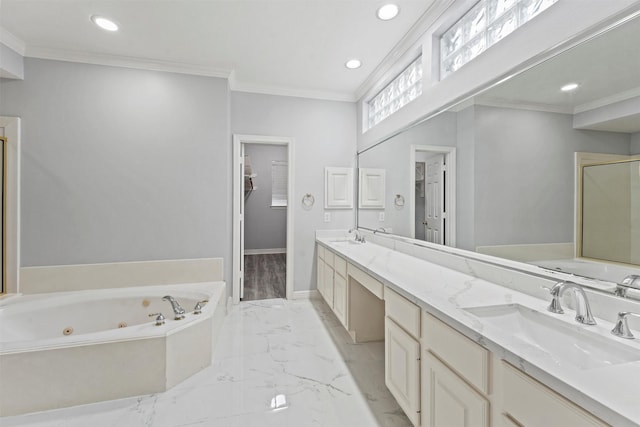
[385,318,421,427]
[322,263,334,308]
[333,273,347,327]
[423,352,489,427]
[317,254,324,299]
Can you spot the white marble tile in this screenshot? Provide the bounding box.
[2,298,411,427]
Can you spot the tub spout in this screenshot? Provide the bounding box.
[162,295,186,320]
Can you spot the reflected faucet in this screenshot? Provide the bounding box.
[614,275,640,298]
[348,228,365,243]
[162,295,186,320]
[547,281,597,325]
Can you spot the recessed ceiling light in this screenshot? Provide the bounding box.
[561,82,579,92]
[345,59,362,69]
[91,15,119,32]
[377,4,400,21]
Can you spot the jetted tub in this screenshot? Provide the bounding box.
[0,282,227,416]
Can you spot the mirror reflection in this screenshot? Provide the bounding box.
[581,159,640,265]
[357,14,640,286]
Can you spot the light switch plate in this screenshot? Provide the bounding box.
[324,212,331,222]
[379,212,385,221]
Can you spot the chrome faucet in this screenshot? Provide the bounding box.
[614,275,640,298]
[611,312,640,339]
[547,281,597,325]
[348,228,365,243]
[162,295,186,320]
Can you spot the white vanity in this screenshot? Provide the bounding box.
[316,231,640,427]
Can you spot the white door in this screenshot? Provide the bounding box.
[239,144,246,300]
[424,155,445,244]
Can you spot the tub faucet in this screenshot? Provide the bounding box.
[547,281,597,325]
[614,275,640,298]
[162,295,186,320]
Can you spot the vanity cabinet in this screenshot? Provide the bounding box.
[422,313,490,427]
[332,255,348,326]
[501,362,607,427]
[385,287,421,427]
[316,243,347,327]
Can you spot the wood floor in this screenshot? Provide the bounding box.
[242,253,286,301]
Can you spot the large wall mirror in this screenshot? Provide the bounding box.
[357,12,640,290]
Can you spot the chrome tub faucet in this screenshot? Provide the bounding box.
[162,295,186,320]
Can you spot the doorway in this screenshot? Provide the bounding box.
[232,135,294,304]
[410,145,456,246]
[0,116,19,296]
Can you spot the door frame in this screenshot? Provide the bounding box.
[0,117,20,295]
[232,134,294,304]
[409,144,456,246]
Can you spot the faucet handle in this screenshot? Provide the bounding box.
[611,312,640,339]
[193,300,209,315]
[148,312,166,326]
[547,282,564,314]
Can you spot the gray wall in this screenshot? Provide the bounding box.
[231,92,356,292]
[473,105,631,248]
[0,59,232,284]
[358,112,458,237]
[244,144,287,250]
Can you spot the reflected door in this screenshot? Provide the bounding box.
[425,155,445,244]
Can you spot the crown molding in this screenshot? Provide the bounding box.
[574,86,640,114]
[25,46,232,79]
[229,73,356,102]
[474,97,573,114]
[0,26,26,56]
[354,0,456,102]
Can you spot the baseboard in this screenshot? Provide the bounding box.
[244,248,287,255]
[292,290,321,300]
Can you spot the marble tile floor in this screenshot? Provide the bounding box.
[2,298,412,427]
[243,254,286,301]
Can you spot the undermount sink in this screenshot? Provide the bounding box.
[463,304,640,370]
[330,239,362,245]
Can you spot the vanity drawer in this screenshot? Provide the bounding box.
[317,244,325,261]
[385,287,420,338]
[347,263,384,299]
[324,249,334,267]
[423,313,489,394]
[334,255,347,278]
[501,362,608,427]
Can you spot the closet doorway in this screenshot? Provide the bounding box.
[410,145,456,246]
[232,135,294,304]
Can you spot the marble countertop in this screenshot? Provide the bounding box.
[316,236,640,427]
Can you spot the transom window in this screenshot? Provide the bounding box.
[368,56,423,129]
[440,0,559,78]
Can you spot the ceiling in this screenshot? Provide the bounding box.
[0,0,436,101]
[474,14,640,132]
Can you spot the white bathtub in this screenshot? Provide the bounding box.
[0,282,227,416]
